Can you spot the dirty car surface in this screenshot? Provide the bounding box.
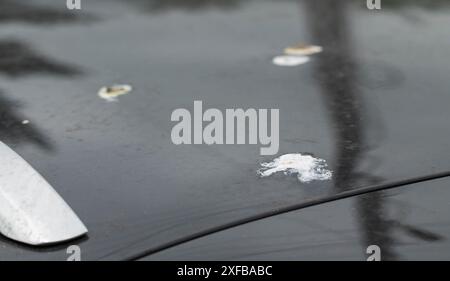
[0,0,450,260]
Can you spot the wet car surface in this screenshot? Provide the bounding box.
[143,177,450,261]
[0,0,449,260]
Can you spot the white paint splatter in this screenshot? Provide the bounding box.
[258,153,332,183]
[98,84,132,102]
[284,44,323,56]
[272,55,310,67]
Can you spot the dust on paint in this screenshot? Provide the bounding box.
[258,153,332,183]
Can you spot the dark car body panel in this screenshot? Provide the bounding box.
[0,0,449,260]
[143,177,450,261]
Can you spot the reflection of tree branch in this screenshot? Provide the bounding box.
[303,0,364,190]
[303,0,446,260]
[0,0,90,24]
[0,40,82,78]
[302,0,398,260]
[0,39,82,151]
[0,1,88,152]
[398,223,444,242]
[0,90,53,151]
[356,193,396,260]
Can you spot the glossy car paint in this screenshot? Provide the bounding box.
[143,177,450,261]
[0,0,449,260]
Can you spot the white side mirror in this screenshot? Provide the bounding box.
[0,142,87,245]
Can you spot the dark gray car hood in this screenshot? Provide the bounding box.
[1,0,450,260]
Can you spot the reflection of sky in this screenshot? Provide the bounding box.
[0,0,87,150]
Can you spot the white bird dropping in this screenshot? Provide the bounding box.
[272,55,310,67]
[258,153,332,183]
